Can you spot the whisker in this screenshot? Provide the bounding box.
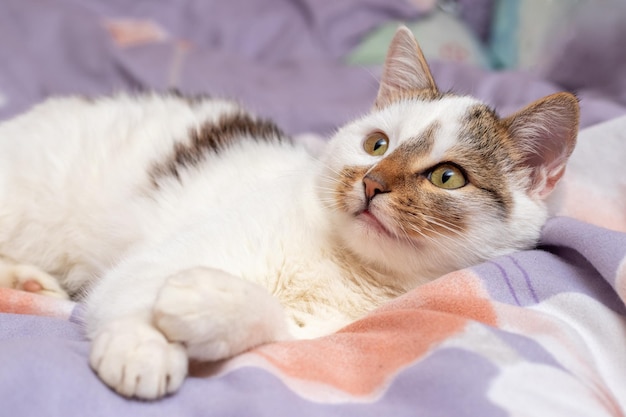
[422,215,465,237]
[400,209,466,239]
[317,174,353,189]
[409,221,487,263]
[406,217,465,247]
[390,218,421,251]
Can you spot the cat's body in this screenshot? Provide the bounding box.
[0,93,409,333]
[0,28,579,399]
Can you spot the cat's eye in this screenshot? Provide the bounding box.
[428,164,467,190]
[363,132,389,156]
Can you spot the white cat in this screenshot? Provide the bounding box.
[0,27,578,399]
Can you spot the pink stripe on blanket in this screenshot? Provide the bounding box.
[252,269,496,398]
[0,288,75,319]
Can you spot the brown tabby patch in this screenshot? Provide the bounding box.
[451,104,517,217]
[389,121,438,168]
[149,111,289,187]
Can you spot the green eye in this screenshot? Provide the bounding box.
[428,164,467,190]
[363,132,389,156]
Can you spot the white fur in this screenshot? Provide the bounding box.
[0,92,552,399]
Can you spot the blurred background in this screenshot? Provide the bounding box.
[1,0,625,134]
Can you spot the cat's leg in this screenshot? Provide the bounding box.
[86,261,290,398]
[85,260,190,399]
[152,267,291,362]
[0,256,69,299]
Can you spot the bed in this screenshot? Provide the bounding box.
[2,0,626,415]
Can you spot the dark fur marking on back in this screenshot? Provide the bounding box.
[149,111,290,187]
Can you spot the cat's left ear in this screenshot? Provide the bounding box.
[375,26,438,109]
[504,92,579,198]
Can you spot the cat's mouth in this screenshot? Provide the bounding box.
[355,209,395,238]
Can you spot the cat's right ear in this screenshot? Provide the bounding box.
[375,26,439,109]
[504,92,579,199]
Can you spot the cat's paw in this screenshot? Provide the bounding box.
[153,267,289,362]
[89,317,188,399]
[0,261,69,299]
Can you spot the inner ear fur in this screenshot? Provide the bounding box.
[375,26,438,109]
[503,92,580,198]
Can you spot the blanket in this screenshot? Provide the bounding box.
[2,117,626,416]
[2,0,626,415]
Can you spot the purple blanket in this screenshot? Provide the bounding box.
[3,216,626,416]
[2,1,626,416]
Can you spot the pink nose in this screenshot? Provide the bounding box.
[363,175,389,201]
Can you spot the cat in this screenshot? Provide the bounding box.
[0,27,579,399]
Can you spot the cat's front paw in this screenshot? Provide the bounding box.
[0,261,69,299]
[153,267,289,362]
[89,317,188,399]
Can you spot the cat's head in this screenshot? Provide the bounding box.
[318,26,579,287]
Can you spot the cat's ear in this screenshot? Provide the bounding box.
[375,26,438,109]
[504,92,579,198]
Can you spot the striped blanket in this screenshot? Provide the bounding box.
[2,116,626,416]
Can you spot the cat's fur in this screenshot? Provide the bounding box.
[0,27,579,399]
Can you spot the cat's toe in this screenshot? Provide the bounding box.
[0,263,69,299]
[89,317,188,399]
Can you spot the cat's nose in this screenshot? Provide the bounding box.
[363,174,389,201]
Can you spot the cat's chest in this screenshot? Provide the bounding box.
[256,249,360,338]
[246,237,397,338]
[180,201,372,337]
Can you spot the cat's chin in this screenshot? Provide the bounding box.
[332,210,430,285]
[355,209,396,239]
